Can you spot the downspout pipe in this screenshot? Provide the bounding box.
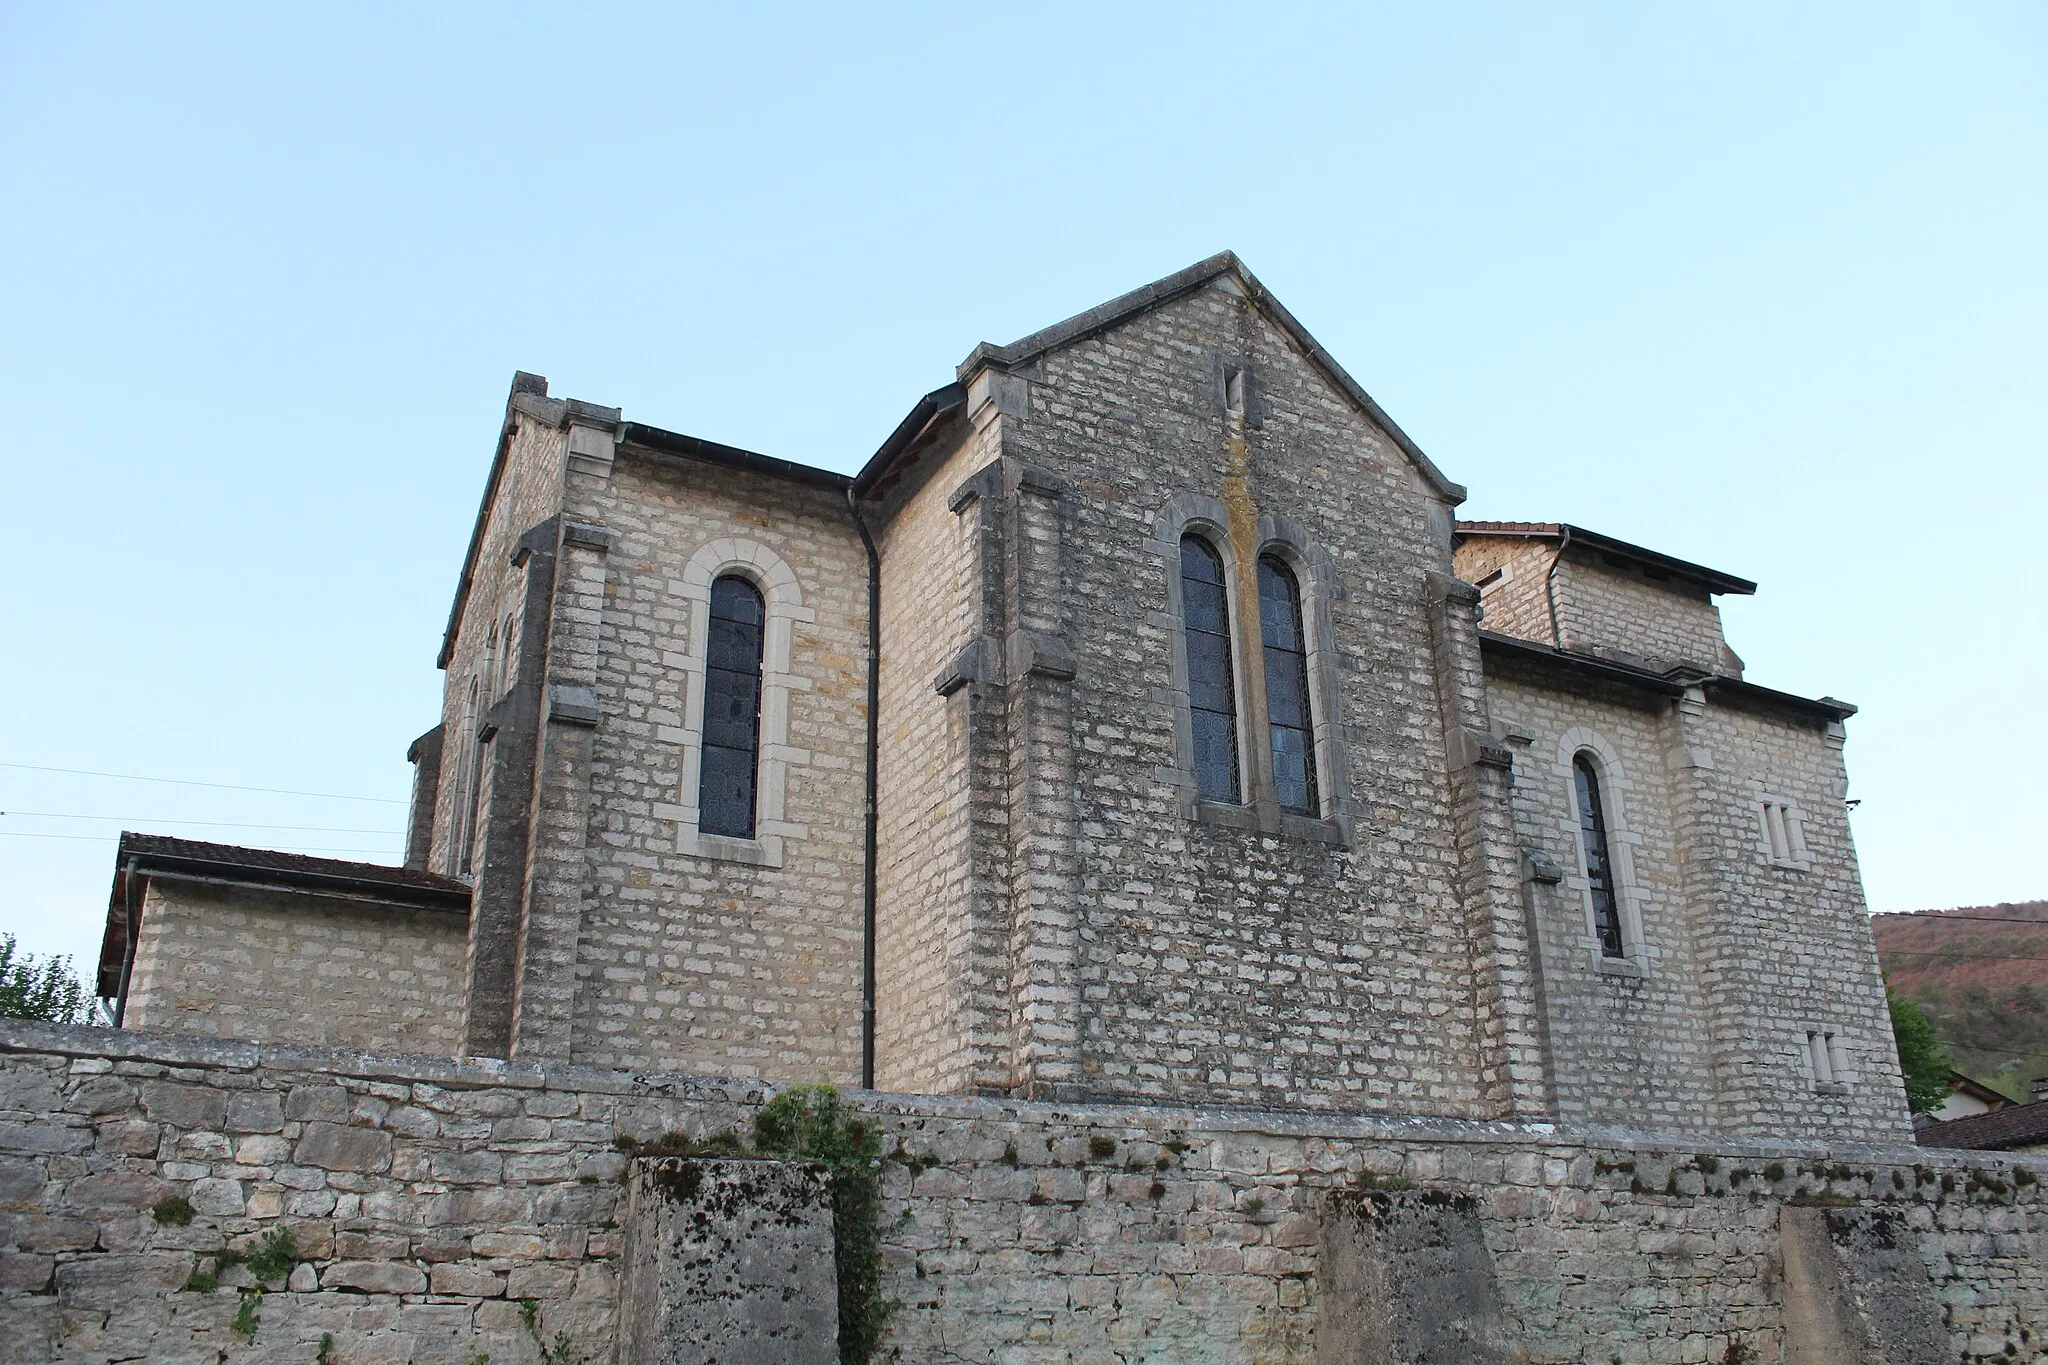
[846,488,882,1090]
[1544,526,1574,652]
[113,857,142,1027]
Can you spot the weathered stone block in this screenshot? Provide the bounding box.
[285,1085,351,1123]
[615,1158,838,1365]
[189,1176,246,1215]
[0,1154,44,1205]
[430,1262,507,1297]
[1316,1188,1510,1365]
[139,1081,226,1130]
[323,1259,429,1294]
[1781,1204,1949,1365]
[0,1251,54,1290]
[62,1168,169,1211]
[295,1121,393,1173]
[226,1091,285,1133]
[54,1252,192,1308]
[64,1074,137,1115]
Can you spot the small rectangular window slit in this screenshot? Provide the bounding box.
[1224,367,1246,417]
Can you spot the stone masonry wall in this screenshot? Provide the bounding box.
[981,279,1490,1113]
[1485,655,1909,1146]
[1486,667,1741,1133]
[872,419,1003,1096]
[430,398,569,879]
[3,1024,2044,1365]
[1553,552,1734,675]
[124,883,467,1058]
[560,448,871,1084]
[1676,690,1902,1142]
[1459,536,1558,647]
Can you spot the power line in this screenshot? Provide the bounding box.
[0,810,399,836]
[0,832,397,856]
[0,762,404,804]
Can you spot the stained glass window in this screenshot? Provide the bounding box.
[1180,535,1240,804]
[1258,555,1319,816]
[1573,755,1624,957]
[699,575,766,839]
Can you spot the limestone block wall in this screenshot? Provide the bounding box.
[562,447,871,1083]
[1676,691,1904,1143]
[1552,553,1735,675]
[2,1024,2044,1365]
[430,390,572,879]
[1458,535,1738,677]
[961,279,1490,1114]
[122,883,467,1057]
[872,420,1003,1095]
[1485,668,1728,1133]
[1485,655,1908,1146]
[1459,536,1559,646]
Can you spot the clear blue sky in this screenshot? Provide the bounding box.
[2,4,2042,977]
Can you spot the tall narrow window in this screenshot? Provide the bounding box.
[1180,535,1240,804]
[457,676,483,876]
[698,575,766,839]
[1258,555,1319,816]
[1573,755,1624,957]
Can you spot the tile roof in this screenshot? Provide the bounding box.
[1915,1100,2048,1151]
[1454,521,1757,596]
[99,832,470,1000]
[113,832,468,895]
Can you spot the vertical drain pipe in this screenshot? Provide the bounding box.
[1544,526,1574,651]
[847,487,882,1090]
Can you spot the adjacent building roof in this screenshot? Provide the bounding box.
[97,833,470,999]
[1478,630,1857,722]
[1456,521,1758,597]
[1916,1100,2048,1152]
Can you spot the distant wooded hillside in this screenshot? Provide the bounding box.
[1872,901,2048,1101]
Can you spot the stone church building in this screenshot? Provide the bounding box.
[37,255,2034,1364]
[98,251,1898,1144]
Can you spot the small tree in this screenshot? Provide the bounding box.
[0,933,96,1025]
[1888,987,1953,1115]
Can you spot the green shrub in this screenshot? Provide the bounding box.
[752,1086,889,1364]
[151,1195,194,1227]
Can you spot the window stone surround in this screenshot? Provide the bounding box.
[1147,493,1354,845]
[1552,726,1656,975]
[653,536,816,869]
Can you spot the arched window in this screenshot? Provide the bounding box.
[1258,554,1318,816]
[1180,534,1240,804]
[698,575,766,839]
[456,675,483,876]
[1573,754,1624,957]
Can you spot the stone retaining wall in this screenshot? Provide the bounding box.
[2,1023,2043,1364]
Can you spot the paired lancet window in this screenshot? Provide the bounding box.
[1177,532,1322,818]
[699,575,766,839]
[1572,755,1624,958]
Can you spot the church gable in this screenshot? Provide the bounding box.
[950,251,1465,507]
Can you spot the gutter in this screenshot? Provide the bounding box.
[847,489,883,1089]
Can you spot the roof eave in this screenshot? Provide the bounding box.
[620,422,852,493]
[1457,521,1757,597]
